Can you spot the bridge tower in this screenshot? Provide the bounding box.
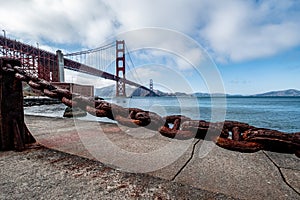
[150,79,153,91]
[116,40,126,97]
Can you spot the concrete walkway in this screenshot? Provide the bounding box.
[24,115,300,199]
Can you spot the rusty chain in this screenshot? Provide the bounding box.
[1,58,299,157]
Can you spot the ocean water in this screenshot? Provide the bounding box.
[24,96,300,133]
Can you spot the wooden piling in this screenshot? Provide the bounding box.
[0,58,35,151]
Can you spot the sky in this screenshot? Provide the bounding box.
[0,0,300,95]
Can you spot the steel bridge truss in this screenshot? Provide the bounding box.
[0,36,154,96]
[0,36,59,82]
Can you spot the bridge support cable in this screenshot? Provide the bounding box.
[64,42,116,72]
[125,44,143,85]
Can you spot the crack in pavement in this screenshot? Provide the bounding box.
[171,139,201,181]
[262,151,300,196]
[279,166,300,171]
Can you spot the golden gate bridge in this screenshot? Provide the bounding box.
[0,35,155,97]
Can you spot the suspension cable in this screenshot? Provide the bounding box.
[64,41,116,57]
[125,44,143,84]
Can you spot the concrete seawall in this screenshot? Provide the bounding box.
[4,115,299,199]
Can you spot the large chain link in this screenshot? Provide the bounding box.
[1,59,299,157]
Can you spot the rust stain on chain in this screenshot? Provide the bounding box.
[1,58,299,157]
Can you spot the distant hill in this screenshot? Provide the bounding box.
[95,85,159,97]
[95,85,115,97]
[192,89,300,97]
[130,87,159,97]
[95,86,300,98]
[253,89,300,97]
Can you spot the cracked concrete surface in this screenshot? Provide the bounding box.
[172,141,299,199]
[280,168,300,194]
[263,151,300,195]
[0,145,234,199]
[23,115,300,199]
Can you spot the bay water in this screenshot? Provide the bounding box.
[24,96,300,133]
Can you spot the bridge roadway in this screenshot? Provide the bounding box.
[63,58,153,93]
[0,36,154,95]
[23,115,300,199]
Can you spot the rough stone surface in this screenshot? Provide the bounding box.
[23,115,300,199]
[174,142,300,200]
[25,115,196,174]
[264,151,300,170]
[280,168,300,194]
[0,145,234,199]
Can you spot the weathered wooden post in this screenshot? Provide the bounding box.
[0,58,35,151]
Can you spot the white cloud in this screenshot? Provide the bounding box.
[1,0,299,63]
[0,0,116,47]
[105,0,205,33]
[128,65,197,93]
[131,66,161,80]
[200,0,300,62]
[64,69,114,88]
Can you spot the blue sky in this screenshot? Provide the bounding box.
[0,0,300,95]
[219,46,300,94]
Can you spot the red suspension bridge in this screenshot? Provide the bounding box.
[0,35,154,97]
[0,35,299,162]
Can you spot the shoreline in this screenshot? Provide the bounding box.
[23,97,61,107]
[23,96,300,133]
